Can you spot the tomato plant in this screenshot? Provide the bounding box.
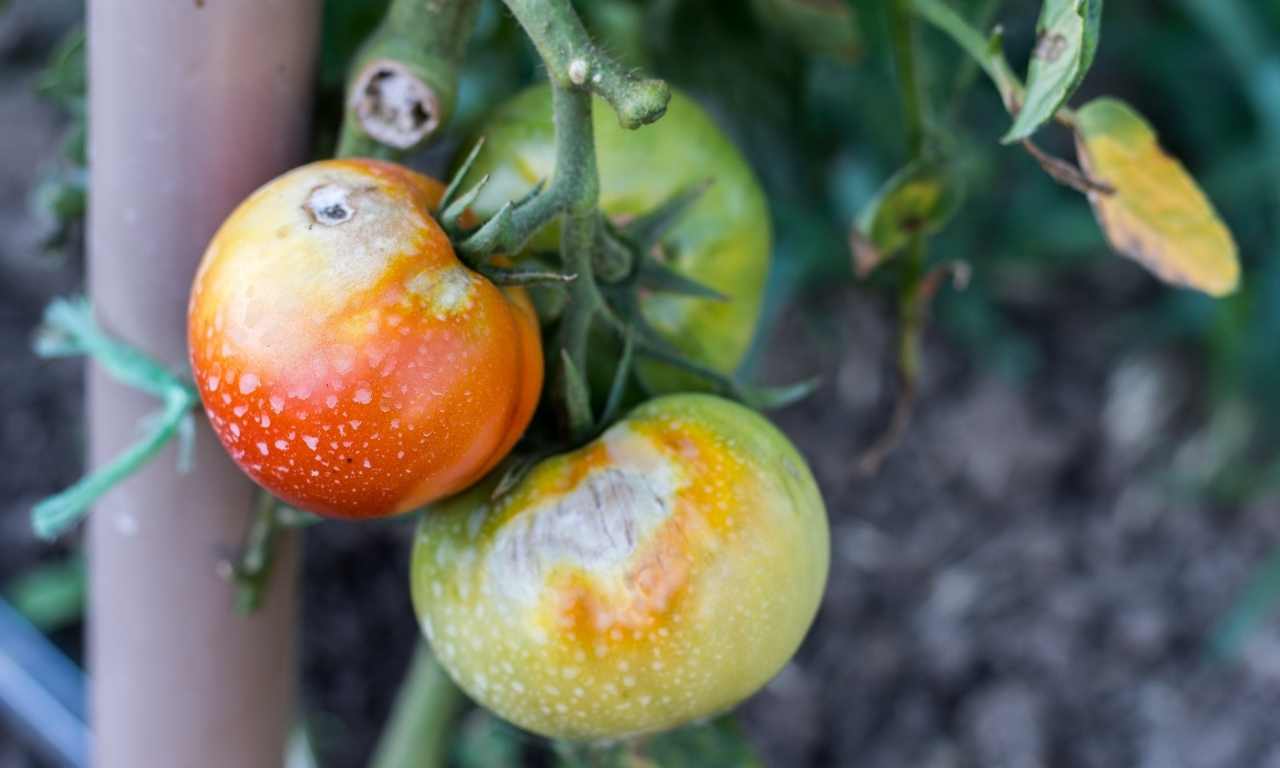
[411,394,828,740]
[188,159,542,519]
[28,0,1249,765]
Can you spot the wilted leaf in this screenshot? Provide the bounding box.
[854,158,962,276]
[1003,0,1102,143]
[1074,97,1240,297]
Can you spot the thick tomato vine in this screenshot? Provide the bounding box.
[188,158,542,520]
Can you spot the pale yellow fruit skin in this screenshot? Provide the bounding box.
[410,394,829,741]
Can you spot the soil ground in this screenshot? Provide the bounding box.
[2,4,1279,767]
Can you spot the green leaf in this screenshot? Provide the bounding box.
[554,717,762,768]
[641,716,763,767]
[854,157,962,275]
[1211,546,1280,661]
[737,377,822,410]
[1002,0,1102,143]
[37,25,86,113]
[439,137,487,214]
[453,711,524,768]
[558,351,594,442]
[621,180,714,253]
[1073,97,1240,297]
[599,327,636,429]
[636,261,728,301]
[4,555,86,632]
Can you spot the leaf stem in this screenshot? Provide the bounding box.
[890,0,927,156]
[911,0,1022,112]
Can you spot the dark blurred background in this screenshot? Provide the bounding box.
[2,0,1280,766]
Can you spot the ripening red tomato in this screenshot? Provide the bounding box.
[411,394,829,740]
[188,159,543,519]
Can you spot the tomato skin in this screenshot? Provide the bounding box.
[188,159,542,520]
[461,85,771,393]
[411,394,828,740]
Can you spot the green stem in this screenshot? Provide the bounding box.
[369,644,467,768]
[493,0,669,441]
[947,0,1003,116]
[228,491,282,614]
[501,0,669,129]
[911,0,1022,112]
[889,0,926,156]
[337,0,481,158]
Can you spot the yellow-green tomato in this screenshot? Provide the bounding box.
[461,85,772,393]
[411,394,828,740]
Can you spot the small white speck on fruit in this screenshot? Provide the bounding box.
[353,388,372,404]
[239,373,260,395]
[269,396,285,413]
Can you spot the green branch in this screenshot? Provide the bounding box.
[457,0,670,442]
[221,493,320,614]
[501,0,669,129]
[890,0,927,156]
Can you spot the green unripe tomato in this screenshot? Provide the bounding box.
[460,85,772,393]
[411,394,828,740]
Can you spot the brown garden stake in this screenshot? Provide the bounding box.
[87,2,318,765]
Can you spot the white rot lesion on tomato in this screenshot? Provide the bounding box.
[483,426,684,619]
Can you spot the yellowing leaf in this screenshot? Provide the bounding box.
[854,158,962,276]
[1074,97,1240,297]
